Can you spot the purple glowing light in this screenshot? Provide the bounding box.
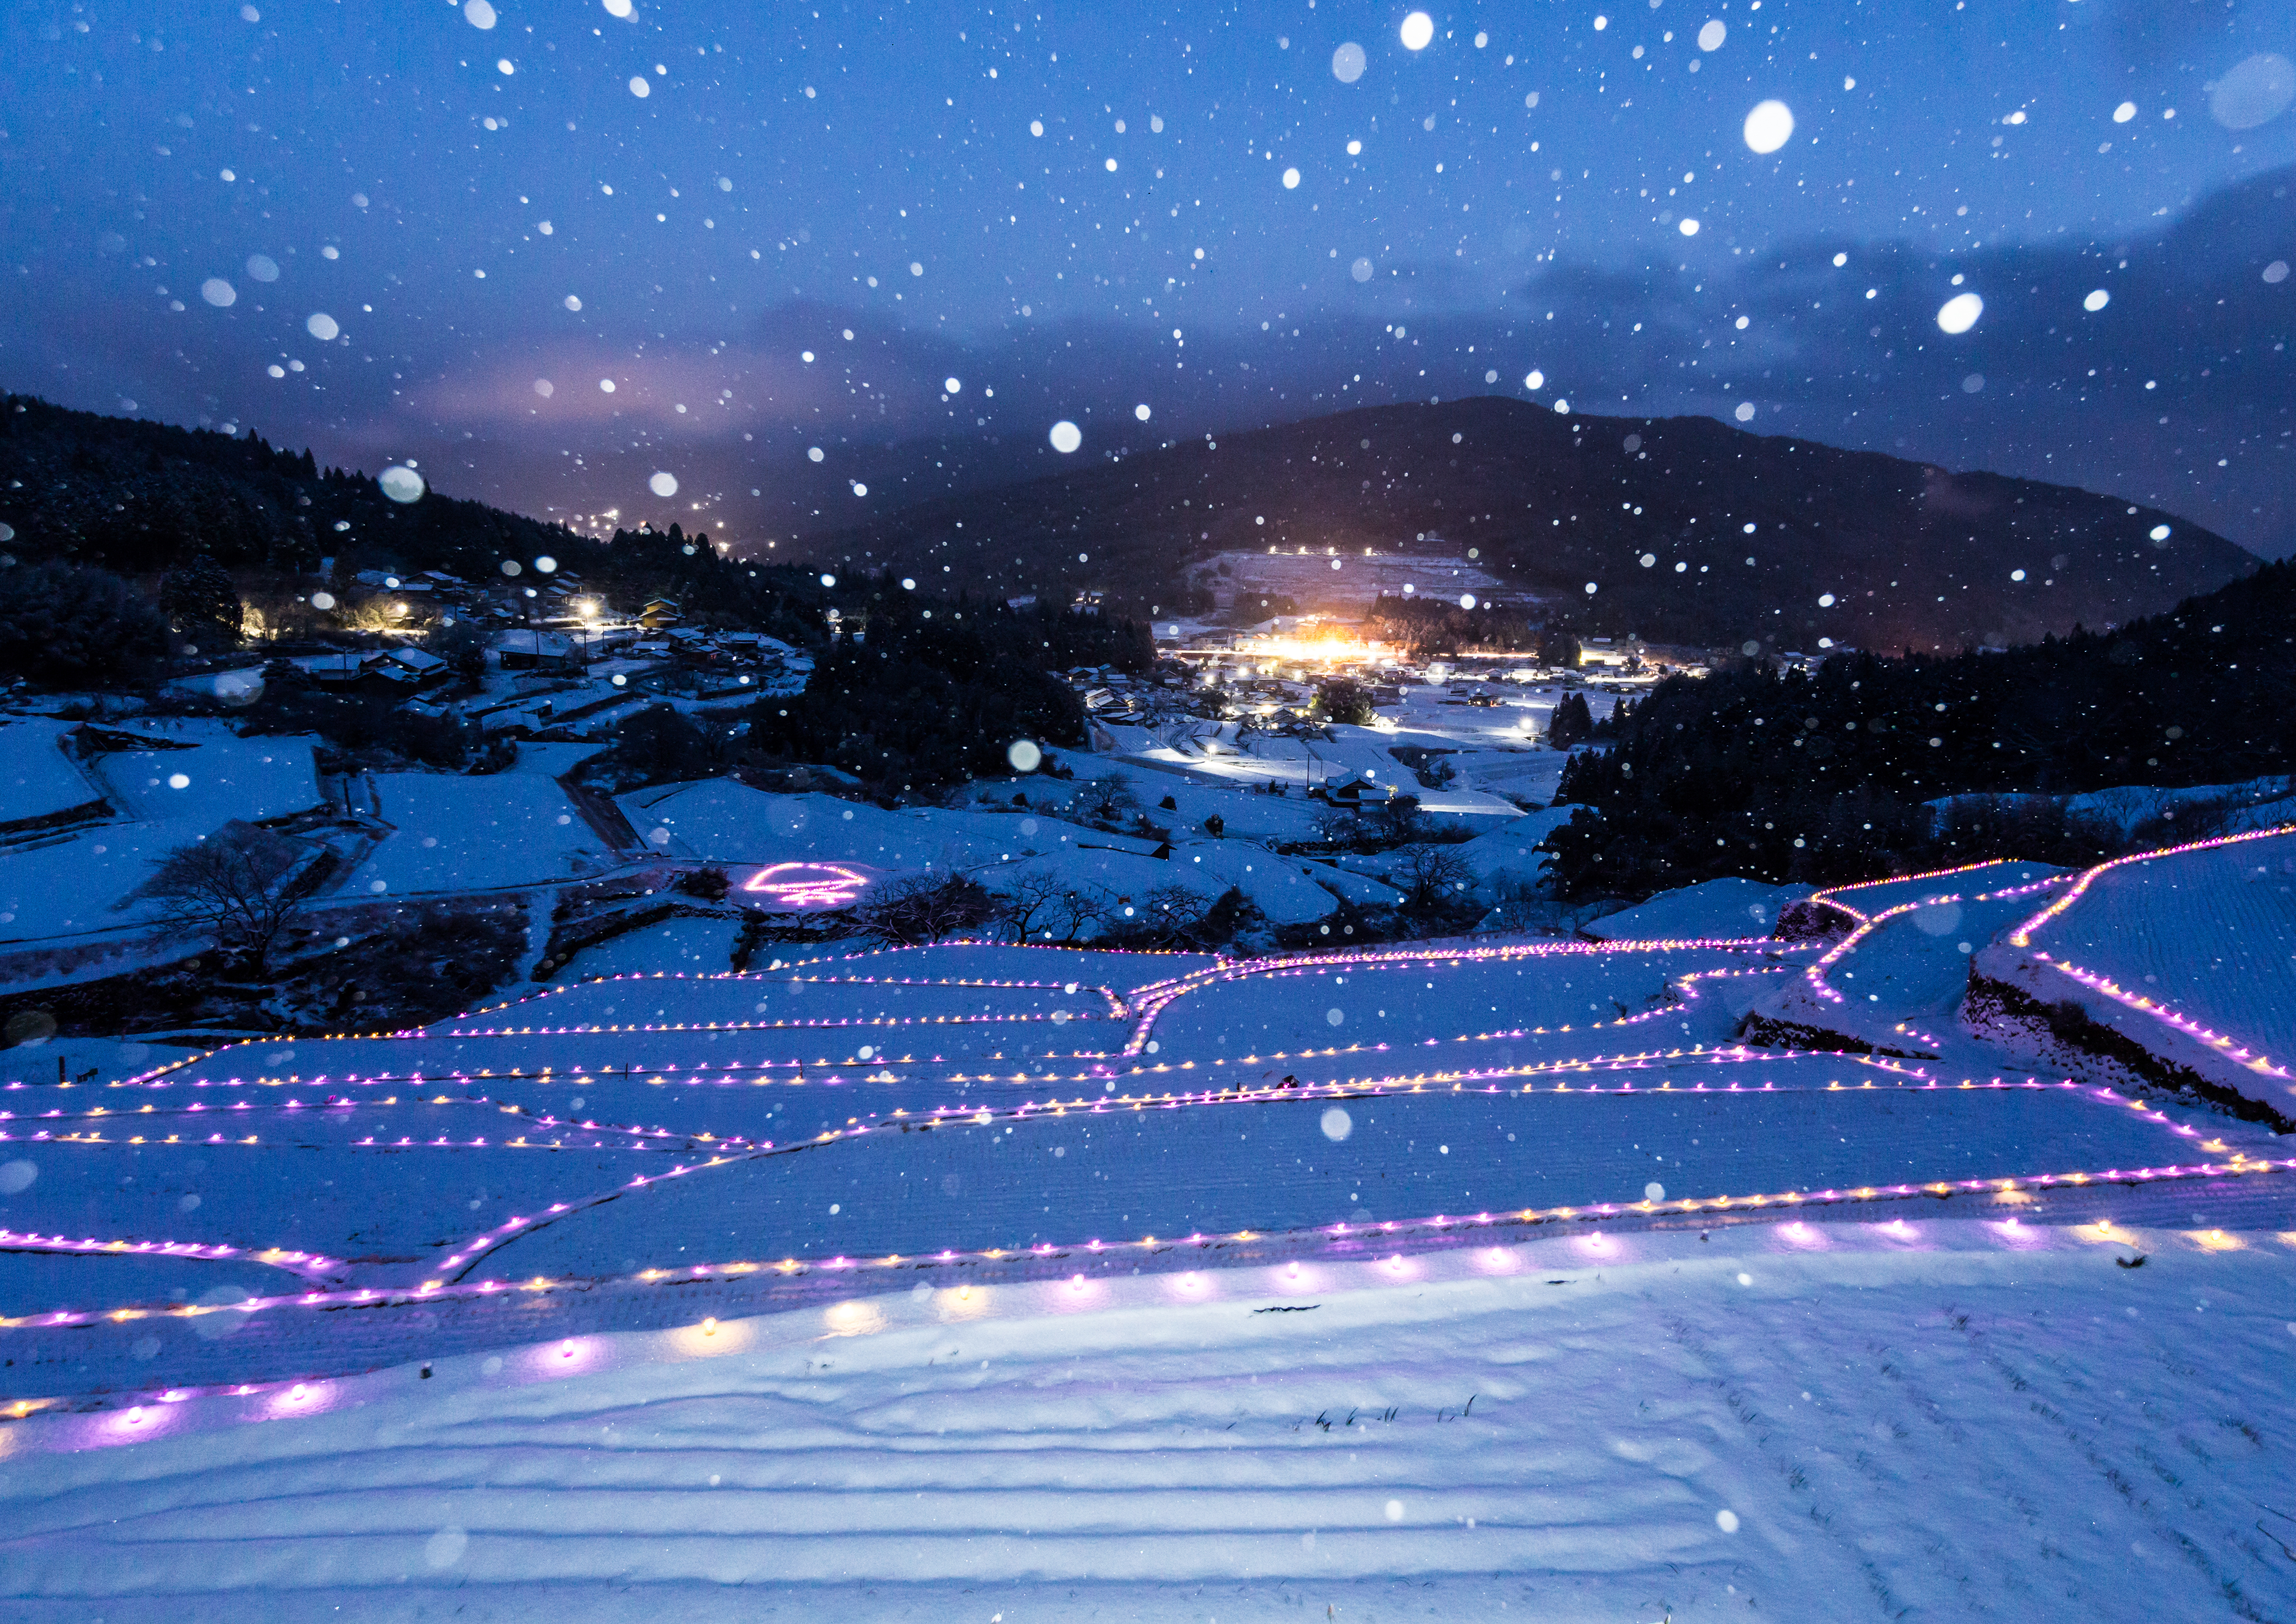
[738,862,876,909]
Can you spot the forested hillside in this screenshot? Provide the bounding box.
[1547,559,2296,898]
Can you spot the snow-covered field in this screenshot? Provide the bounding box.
[0,686,1594,975]
[1977,827,2296,1116]
[0,721,101,828]
[3,1219,2294,1621]
[1746,862,2072,1060]
[2,836,2293,1619]
[555,917,744,980]
[1583,876,1813,942]
[0,723,322,942]
[1107,679,1620,817]
[622,783,1049,871]
[347,772,611,894]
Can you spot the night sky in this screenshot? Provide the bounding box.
[3,0,2293,554]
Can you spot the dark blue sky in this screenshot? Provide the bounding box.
[3,0,2293,551]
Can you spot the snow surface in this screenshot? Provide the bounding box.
[5,879,2294,1619]
[85,724,321,830]
[1750,879,2064,1060]
[1816,859,2064,920]
[0,726,322,942]
[1140,945,1753,1061]
[1109,678,1623,825]
[347,774,610,894]
[0,721,100,827]
[487,1076,2196,1275]
[507,741,608,778]
[987,840,1339,926]
[3,1225,2294,1620]
[13,933,2253,1317]
[556,917,742,981]
[622,782,1061,871]
[1045,762,1331,843]
[762,941,1222,992]
[620,780,1352,927]
[0,1034,188,1089]
[1120,719,1528,817]
[1977,828,2296,1113]
[1583,876,1813,942]
[0,1247,298,1318]
[1448,807,1578,882]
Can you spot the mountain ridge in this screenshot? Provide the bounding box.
[791,396,2253,654]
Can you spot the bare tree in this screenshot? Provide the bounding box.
[852,872,1005,946]
[1390,842,1476,912]
[1312,805,1365,846]
[1369,792,1425,845]
[1104,882,1220,949]
[1478,875,1553,935]
[1076,776,1139,824]
[1001,867,1117,943]
[143,821,312,972]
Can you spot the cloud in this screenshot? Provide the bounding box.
[5,165,2290,559]
[1501,162,2296,554]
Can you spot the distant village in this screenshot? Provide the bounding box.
[184,542,1792,769]
[222,560,818,745]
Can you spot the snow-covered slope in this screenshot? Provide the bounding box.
[3,1223,2294,1621]
[5,884,2294,1621]
[1583,876,1812,942]
[619,783,1037,871]
[0,726,322,941]
[348,773,611,894]
[0,720,101,827]
[1744,863,2071,1059]
[1974,827,2296,1116]
[555,918,743,980]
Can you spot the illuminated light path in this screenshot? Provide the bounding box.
[6,843,2296,1422]
[0,1094,775,1155]
[2001,823,2296,1091]
[4,1149,2290,1431]
[1797,861,2069,1011]
[0,1231,329,1281]
[17,949,1800,1100]
[1,1058,2271,1332]
[1118,933,1801,1056]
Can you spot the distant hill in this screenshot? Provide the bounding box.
[1544,554,2296,901]
[0,393,825,641]
[0,393,561,579]
[796,397,2253,655]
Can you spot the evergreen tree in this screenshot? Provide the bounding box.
[1314,679,1375,726]
[159,554,242,651]
[1548,691,1595,748]
[0,561,167,686]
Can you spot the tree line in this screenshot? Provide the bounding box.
[1542,558,2296,899]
